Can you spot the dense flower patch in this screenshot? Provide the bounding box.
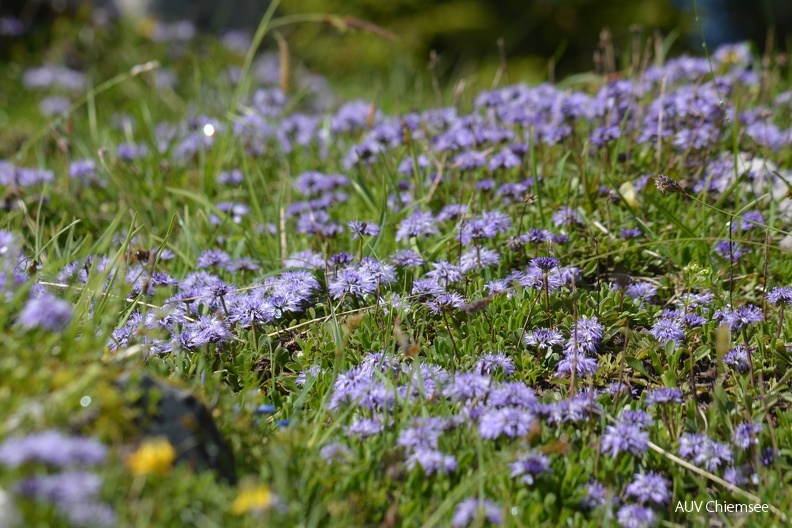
[0,16,791,528]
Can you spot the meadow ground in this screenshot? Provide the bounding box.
[1,10,792,528]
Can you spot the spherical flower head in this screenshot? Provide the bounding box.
[478,407,535,439]
[715,304,763,330]
[16,470,115,526]
[328,268,378,299]
[568,315,604,354]
[179,315,232,349]
[723,345,751,373]
[124,437,176,476]
[580,481,610,510]
[649,316,685,347]
[625,282,657,303]
[347,220,380,239]
[552,206,581,227]
[18,294,73,332]
[452,498,502,528]
[644,388,683,406]
[475,178,495,190]
[426,292,466,314]
[69,159,98,184]
[396,211,438,241]
[411,278,445,297]
[532,256,559,271]
[196,249,232,270]
[390,249,424,268]
[600,410,651,457]
[625,472,670,505]
[0,430,107,468]
[443,372,490,402]
[556,353,599,378]
[218,169,244,186]
[406,449,457,475]
[621,228,642,239]
[767,286,792,306]
[678,433,733,472]
[681,314,705,328]
[426,261,463,287]
[0,229,20,259]
[733,422,762,450]
[487,382,538,409]
[327,252,354,268]
[485,279,512,296]
[62,501,116,527]
[475,353,515,377]
[509,452,551,485]
[617,504,656,528]
[601,423,649,458]
[524,327,565,350]
[487,148,521,170]
[295,365,320,386]
[319,442,352,464]
[760,446,775,466]
[397,417,447,451]
[346,416,384,438]
[460,248,500,273]
[714,240,744,261]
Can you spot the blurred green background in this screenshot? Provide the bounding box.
[2,0,791,90]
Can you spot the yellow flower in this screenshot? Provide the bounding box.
[125,437,176,476]
[230,485,273,515]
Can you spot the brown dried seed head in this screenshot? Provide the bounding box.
[653,174,684,194]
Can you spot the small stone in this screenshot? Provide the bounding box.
[118,373,236,483]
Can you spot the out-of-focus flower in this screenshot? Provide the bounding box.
[125,438,176,476]
[17,295,73,332]
[230,484,273,515]
[452,498,502,527]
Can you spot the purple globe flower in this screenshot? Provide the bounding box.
[452,498,502,528]
[601,423,649,458]
[580,481,610,510]
[18,295,73,331]
[678,433,733,472]
[733,422,761,450]
[649,316,685,347]
[406,449,457,475]
[767,286,792,305]
[0,431,107,468]
[524,328,565,350]
[347,220,381,238]
[474,353,515,377]
[532,256,559,271]
[617,504,656,528]
[644,387,683,405]
[714,305,763,330]
[509,452,551,485]
[478,407,535,439]
[443,373,490,402]
[390,249,424,267]
[319,442,352,463]
[625,472,670,505]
